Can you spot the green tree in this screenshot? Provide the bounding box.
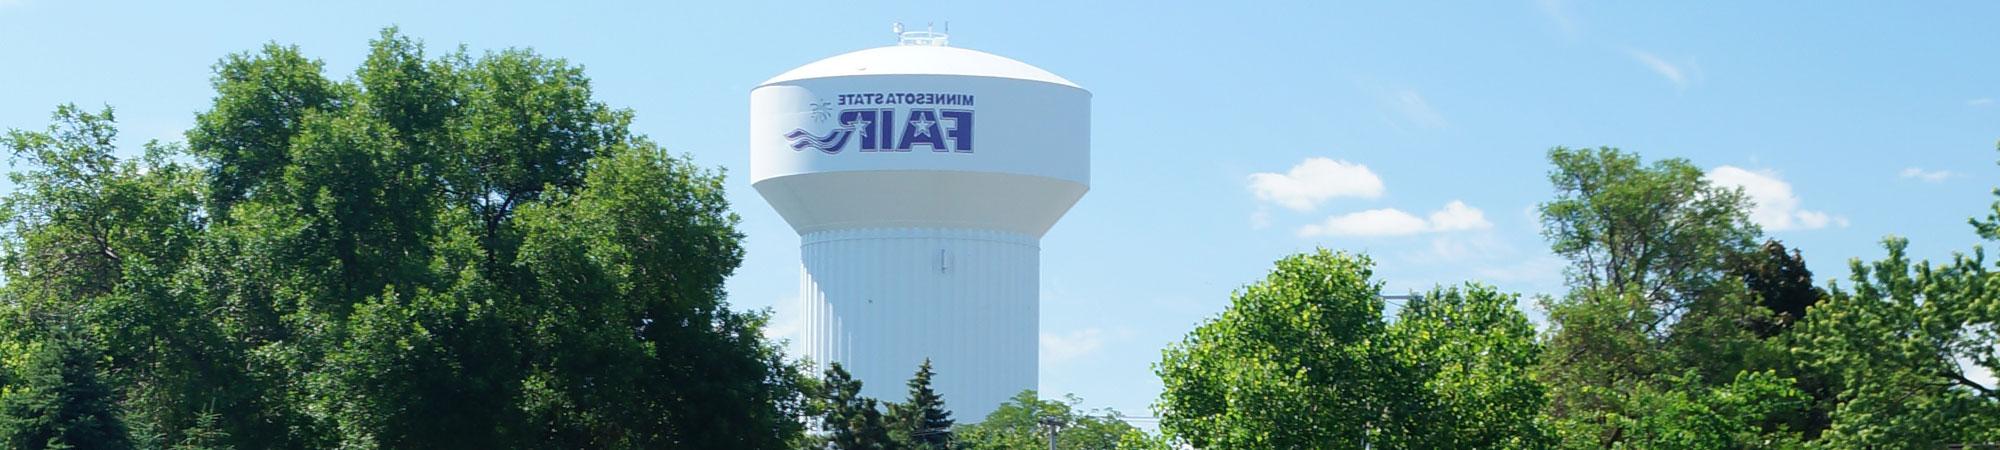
[954,390,1140,450]
[1544,370,1806,450]
[0,104,257,447]
[1731,240,1836,440]
[822,363,899,450]
[1539,147,1761,314]
[1733,240,1823,338]
[1154,251,1552,449]
[1153,250,1420,449]
[0,27,807,449]
[1534,147,1803,448]
[888,359,954,449]
[169,409,231,450]
[0,330,133,450]
[1388,284,1552,449]
[1793,237,2000,448]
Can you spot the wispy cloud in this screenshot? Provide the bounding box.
[1707,166,1847,231]
[760,297,804,355]
[1040,328,1106,364]
[1970,98,1995,107]
[1248,158,1386,212]
[1535,0,1581,39]
[1628,49,1697,89]
[1392,89,1448,129]
[1298,201,1493,238]
[1899,167,1955,183]
[1375,87,1449,131]
[1474,256,1567,285]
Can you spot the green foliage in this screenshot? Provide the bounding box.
[1154,251,1549,449]
[887,359,954,449]
[0,331,132,450]
[1154,250,1405,449]
[1793,238,2000,448]
[1733,240,1823,337]
[954,390,1140,450]
[1547,370,1807,450]
[822,363,899,450]
[0,28,805,449]
[1389,284,1553,449]
[169,409,231,450]
[1534,146,1811,448]
[1539,146,1761,327]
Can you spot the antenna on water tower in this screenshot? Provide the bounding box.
[892,20,950,46]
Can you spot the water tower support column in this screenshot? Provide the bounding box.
[799,227,1038,419]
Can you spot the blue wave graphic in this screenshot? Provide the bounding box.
[786,126,855,154]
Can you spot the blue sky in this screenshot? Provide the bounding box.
[3,1,1996,418]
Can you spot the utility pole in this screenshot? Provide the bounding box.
[1038,416,1066,450]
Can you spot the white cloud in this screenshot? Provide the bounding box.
[1428,201,1491,232]
[1707,166,1847,231]
[1298,201,1493,238]
[1971,98,1995,107]
[1300,208,1429,237]
[1901,167,1956,183]
[1248,158,1385,211]
[1040,328,1105,364]
[1628,49,1696,89]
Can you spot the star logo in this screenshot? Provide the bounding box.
[845,119,871,138]
[909,118,935,137]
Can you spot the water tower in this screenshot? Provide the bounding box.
[749,26,1089,421]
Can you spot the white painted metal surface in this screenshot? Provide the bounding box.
[750,34,1089,421]
[798,228,1038,420]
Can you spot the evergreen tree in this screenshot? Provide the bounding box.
[1732,239,1823,337]
[888,359,954,449]
[823,363,898,450]
[170,409,232,450]
[0,330,134,450]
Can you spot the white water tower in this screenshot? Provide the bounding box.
[750,26,1088,421]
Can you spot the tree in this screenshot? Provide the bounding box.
[0,330,133,450]
[887,359,953,449]
[1543,369,1805,449]
[822,363,899,450]
[1730,240,1836,440]
[1388,284,1552,449]
[1538,146,1761,332]
[1732,240,1823,337]
[1154,250,1411,449]
[0,28,808,449]
[1793,238,2000,448]
[1534,147,1804,448]
[0,104,257,447]
[954,390,1140,450]
[1153,251,1553,449]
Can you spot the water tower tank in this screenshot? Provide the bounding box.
[750,28,1088,421]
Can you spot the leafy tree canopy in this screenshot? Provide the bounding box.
[0,28,806,449]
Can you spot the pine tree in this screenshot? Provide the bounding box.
[823,363,898,450]
[0,330,134,450]
[888,359,954,449]
[171,409,232,450]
